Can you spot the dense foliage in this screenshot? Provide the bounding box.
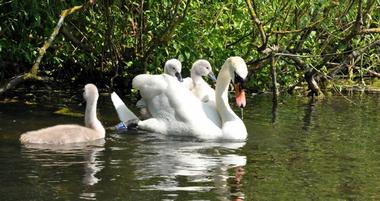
[0,0,379,95]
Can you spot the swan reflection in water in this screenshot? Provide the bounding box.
[132,134,247,200]
[20,139,105,199]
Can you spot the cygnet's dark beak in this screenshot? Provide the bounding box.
[234,73,246,108]
[175,72,183,82]
[208,72,217,82]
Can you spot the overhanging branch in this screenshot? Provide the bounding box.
[0,5,86,96]
[245,0,267,51]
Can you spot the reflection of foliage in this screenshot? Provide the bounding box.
[242,95,380,200]
[54,107,84,117]
[0,0,379,94]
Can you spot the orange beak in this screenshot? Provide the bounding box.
[235,83,246,108]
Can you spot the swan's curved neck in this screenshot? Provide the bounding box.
[215,64,237,122]
[85,97,105,137]
[215,61,247,140]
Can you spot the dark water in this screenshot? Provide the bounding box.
[0,93,379,201]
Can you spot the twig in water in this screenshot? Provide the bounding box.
[240,108,244,120]
[331,84,357,105]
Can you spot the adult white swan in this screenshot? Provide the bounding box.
[182,59,217,103]
[116,56,248,141]
[20,84,105,144]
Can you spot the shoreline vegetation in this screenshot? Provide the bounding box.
[1,80,378,104]
[0,1,379,100]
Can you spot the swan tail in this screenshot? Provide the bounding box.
[111,92,139,122]
[19,133,32,144]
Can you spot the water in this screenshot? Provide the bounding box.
[0,93,379,200]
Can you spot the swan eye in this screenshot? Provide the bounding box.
[234,73,245,85]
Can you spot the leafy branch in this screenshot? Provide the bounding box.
[0,5,85,95]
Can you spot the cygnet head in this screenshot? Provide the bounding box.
[164,58,183,82]
[192,59,216,81]
[83,83,99,102]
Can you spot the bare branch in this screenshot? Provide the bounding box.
[329,40,380,76]
[344,0,363,41]
[61,27,95,52]
[0,5,85,96]
[360,28,380,34]
[142,0,191,71]
[245,0,267,51]
[30,5,83,75]
[271,19,324,35]
[327,62,380,78]
[226,31,253,48]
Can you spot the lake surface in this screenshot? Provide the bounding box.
[0,92,379,200]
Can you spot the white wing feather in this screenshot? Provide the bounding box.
[111,92,139,122]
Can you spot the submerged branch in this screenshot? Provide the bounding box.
[270,55,279,96]
[0,74,29,95]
